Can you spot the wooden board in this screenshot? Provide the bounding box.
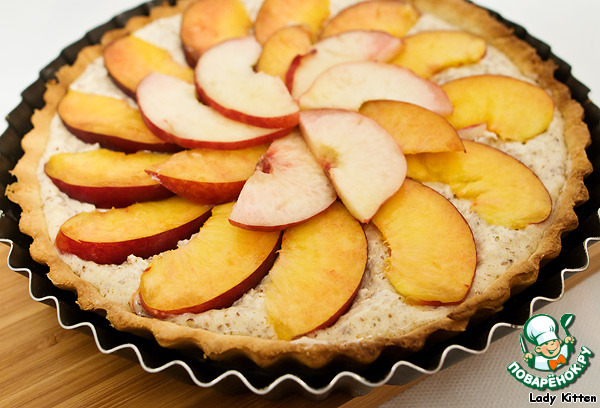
[1,242,598,406]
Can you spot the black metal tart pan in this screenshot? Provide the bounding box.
[1,0,599,397]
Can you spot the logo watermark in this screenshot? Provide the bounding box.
[506,313,596,404]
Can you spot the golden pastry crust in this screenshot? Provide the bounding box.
[6,0,592,368]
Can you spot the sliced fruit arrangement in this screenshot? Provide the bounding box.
[45,149,172,208]
[103,35,193,98]
[180,0,252,66]
[55,196,212,265]
[320,0,420,38]
[57,90,180,153]
[372,179,477,304]
[297,61,453,116]
[391,30,487,78]
[265,201,367,340]
[145,144,268,205]
[137,72,291,149]
[406,140,552,229]
[229,131,337,231]
[195,36,300,129]
[254,0,329,44]
[442,75,555,142]
[286,30,403,98]
[139,202,281,318]
[359,100,464,154]
[256,25,314,81]
[299,109,406,223]
[46,0,565,332]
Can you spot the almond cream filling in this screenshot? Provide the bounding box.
[37,2,568,343]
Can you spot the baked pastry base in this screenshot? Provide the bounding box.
[5,0,592,369]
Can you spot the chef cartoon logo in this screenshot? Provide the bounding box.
[507,313,594,390]
[521,314,575,371]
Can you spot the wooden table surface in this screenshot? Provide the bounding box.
[1,242,598,407]
[0,243,415,407]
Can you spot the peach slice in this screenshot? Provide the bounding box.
[45,149,172,208]
[441,75,555,142]
[299,109,406,223]
[55,196,212,265]
[298,61,453,116]
[254,0,329,45]
[320,0,419,38]
[139,202,281,318]
[103,35,193,98]
[195,36,300,129]
[372,179,476,304]
[391,30,487,78]
[137,73,291,149]
[57,90,180,153]
[406,140,552,229]
[358,100,464,154]
[145,144,268,205]
[265,201,367,340]
[256,25,313,81]
[286,30,403,98]
[180,0,252,66]
[229,131,337,231]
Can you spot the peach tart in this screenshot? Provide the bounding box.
[6,0,591,368]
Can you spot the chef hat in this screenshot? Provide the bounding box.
[524,314,559,346]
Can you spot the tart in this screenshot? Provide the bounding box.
[6,0,592,369]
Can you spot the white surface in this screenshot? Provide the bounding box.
[0,1,599,406]
[0,0,142,128]
[474,0,600,107]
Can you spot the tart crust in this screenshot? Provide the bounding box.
[6,0,592,368]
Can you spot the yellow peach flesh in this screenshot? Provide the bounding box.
[55,196,212,264]
[103,35,193,95]
[139,203,281,314]
[265,202,367,340]
[442,75,555,142]
[59,197,210,242]
[147,145,267,184]
[372,179,476,304]
[320,0,419,38]
[359,100,464,154]
[145,145,268,204]
[256,25,313,80]
[46,149,168,188]
[254,0,329,44]
[406,140,552,229]
[57,90,170,148]
[180,0,252,65]
[391,30,486,78]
